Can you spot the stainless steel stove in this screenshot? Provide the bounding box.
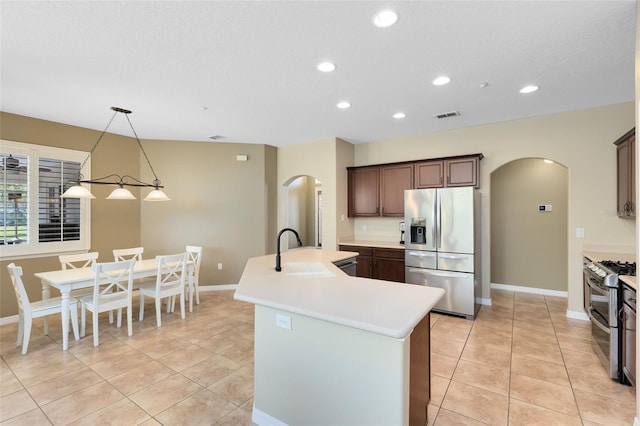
[584,260,637,380]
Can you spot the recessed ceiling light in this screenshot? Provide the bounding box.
[393,112,406,119]
[336,101,351,109]
[432,76,451,86]
[479,82,489,88]
[373,10,398,28]
[200,106,208,111]
[317,62,336,72]
[520,85,539,94]
[544,159,554,164]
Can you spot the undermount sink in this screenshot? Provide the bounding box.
[284,262,335,278]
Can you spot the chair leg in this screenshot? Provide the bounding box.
[188,284,193,313]
[70,305,80,341]
[139,294,145,321]
[93,310,99,347]
[21,316,32,355]
[80,302,87,338]
[16,315,24,347]
[195,281,200,305]
[166,297,172,314]
[109,310,114,324]
[117,308,122,328]
[127,303,133,337]
[180,292,186,320]
[155,298,162,327]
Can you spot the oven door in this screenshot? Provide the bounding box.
[585,269,616,327]
[589,306,619,379]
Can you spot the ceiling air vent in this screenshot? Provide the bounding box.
[434,110,460,119]
[208,135,225,140]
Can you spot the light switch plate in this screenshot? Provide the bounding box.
[276,314,292,330]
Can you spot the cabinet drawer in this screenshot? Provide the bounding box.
[623,284,636,310]
[339,245,373,257]
[374,248,404,259]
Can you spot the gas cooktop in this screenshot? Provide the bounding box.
[600,260,637,277]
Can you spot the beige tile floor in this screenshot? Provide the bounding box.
[0,289,637,425]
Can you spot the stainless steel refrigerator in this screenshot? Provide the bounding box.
[404,187,480,319]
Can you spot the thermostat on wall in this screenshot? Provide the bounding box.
[538,204,553,212]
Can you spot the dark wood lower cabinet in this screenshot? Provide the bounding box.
[339,245,404,282]
[409,313,430,426]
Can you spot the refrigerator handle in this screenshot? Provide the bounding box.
[437,192,442,249]
[432,195,437,247]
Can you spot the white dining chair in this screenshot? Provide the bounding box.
[113,247,143,262]
[7,263,80,354]
[59,252,99,270]
[184,245,203,312]
[80,260,135,347]
[139,253,187,327]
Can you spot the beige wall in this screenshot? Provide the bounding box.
[138,140,276,287]
[0,112,141,317]
[278,138,354,251]
[353,102,635,314]
[491,158,568,291]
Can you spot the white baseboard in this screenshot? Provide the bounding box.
[491,282,568,298]
[566,309,589,321]
[199,284,238,292]
[252,407,288,426]
[0,315,18,326]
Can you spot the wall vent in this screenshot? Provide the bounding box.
[434,110,460,119]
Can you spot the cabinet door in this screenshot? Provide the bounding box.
[446,157,478,187]
[414,161,444,188]
[615,129,635,218]
[374,258,405,282]
[381,164,413,216]
[348,167,380,217]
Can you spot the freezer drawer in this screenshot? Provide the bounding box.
[437,252,474,273]
[405,250,437,269]
[405,267,475,318]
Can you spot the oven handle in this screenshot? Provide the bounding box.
[589,308,611,334]
[585,273,609,297]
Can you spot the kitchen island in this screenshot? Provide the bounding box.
[234,248,445,426]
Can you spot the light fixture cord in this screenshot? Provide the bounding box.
[79,109,119,172]
[123,113,160,183]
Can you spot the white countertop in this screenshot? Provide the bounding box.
[582,251,637,263]
[234,248,445,339]
[339,240,405,249]
[620,276,637,290]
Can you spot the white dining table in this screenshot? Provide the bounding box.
[35,258,192,350]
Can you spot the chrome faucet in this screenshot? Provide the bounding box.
[275,228,303,271]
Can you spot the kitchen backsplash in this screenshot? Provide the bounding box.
[353,217,405,242]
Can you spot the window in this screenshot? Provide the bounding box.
[0,140,91,259]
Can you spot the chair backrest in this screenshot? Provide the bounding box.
[155,253,187,292]
[7,263,30,317]
[91,260,135,304]
[113,247,143,262]
[185,245,202,281]
[59,252,99,270]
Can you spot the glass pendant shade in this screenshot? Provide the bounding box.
[107,187,136,200]
[144,189,170,202]
[61,184,96,199]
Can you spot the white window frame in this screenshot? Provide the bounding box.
[0,139,91,260]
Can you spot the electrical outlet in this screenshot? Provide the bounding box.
[217,263,223,270]
[276,314,292,330]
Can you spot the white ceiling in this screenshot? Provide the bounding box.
[0,1,636,147]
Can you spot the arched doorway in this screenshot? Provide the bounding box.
[490,158,568,293]
[282,175,322,249]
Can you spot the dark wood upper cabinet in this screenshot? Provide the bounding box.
[381,164,413,216]
[415,156,479,189]
[348,167,380,217]
[414,161,444,188]
[446,157,479,187]
[348,154,482,217]
[615,128,635,218]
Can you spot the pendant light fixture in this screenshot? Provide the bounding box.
[61,107,170,201]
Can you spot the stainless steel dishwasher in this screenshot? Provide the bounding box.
[333,257,357,276]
